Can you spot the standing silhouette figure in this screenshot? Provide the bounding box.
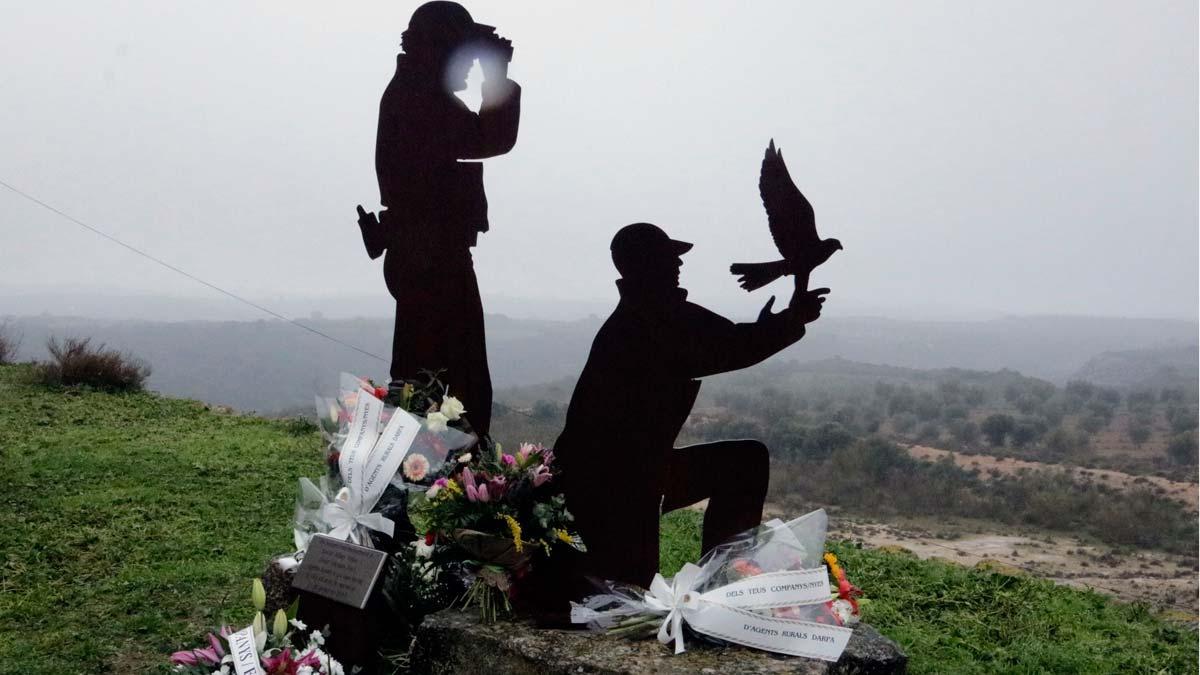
[555,223,828,587]
[358,1,520,437]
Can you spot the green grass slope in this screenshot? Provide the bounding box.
[0,365,1195,674]
[0,365,321,673]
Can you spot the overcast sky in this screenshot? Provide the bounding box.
[1,1,1196,321]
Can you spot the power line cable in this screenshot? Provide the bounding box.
[1,178,542,419]
[0,178,389,364]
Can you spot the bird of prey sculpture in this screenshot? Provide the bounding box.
[730,140,842,292]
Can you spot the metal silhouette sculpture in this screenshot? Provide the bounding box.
[356,1,520,438]
[730,140,843,292]
[555,220,830,588]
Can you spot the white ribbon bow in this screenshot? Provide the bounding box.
[319,486,395,546]
[648,563,703,655]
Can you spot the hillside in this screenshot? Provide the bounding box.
[1072,344,1200,392]
[3,313,1194,412]
[0,366,1195,673]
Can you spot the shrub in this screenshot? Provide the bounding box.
[0,321,19,364]
[39,337,150,392]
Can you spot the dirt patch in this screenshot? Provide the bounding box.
[907,444,1198,511]
[816,514,1200,614]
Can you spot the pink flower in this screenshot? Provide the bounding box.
[530,464,552,487]
[169,646,220,666]
[207,633,225,658]
[262,647,321,673]
[501,453,516,466]
[476,483,491,502]
[516,443,537,462]
[403,453,430,482]
[486,475,508,500]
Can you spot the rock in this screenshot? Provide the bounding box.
[260,556,299,617]
[410,610,906,674]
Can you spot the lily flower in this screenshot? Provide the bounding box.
[530,464,552,487]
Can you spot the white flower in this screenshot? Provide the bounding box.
[439,395,466,421]
[297,667,315,675]
[457,453,472,464]
[830,599,859,626]
[289,618,307,631]
[425,483,441,498]
[412,538,434,559]
[308,630,326,647]
[425,411,449,433]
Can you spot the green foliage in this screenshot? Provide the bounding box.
[657,510,1196,674]
[1166,431,1197,465]
[0,364,319,672]
[771,438,1197,554]
[980,414,1015,446]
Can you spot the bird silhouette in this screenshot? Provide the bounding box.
[730,140,842,292]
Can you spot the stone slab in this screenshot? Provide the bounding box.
[410,610,906,674]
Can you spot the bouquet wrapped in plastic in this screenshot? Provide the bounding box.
[570,509,861,661]
[294,372,477,555]
[410,442,586,621]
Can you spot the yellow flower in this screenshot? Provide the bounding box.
[443,479,462,496]
[499,514,523,553]
[824,552,843,578]
[555,529,574,545]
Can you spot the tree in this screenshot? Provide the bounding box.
[1079,414,1108,435]
[1127,420,1152,448]
[953,420,980,446]
[981,414,1016,446]
[804,422,854,460]
[1166,432,1198,465]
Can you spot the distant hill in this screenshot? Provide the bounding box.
[3,313,1194,412]
[1071,345,1199,392]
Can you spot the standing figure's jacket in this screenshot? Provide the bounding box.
[367,53,520,437]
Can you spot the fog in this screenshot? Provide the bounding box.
[1,1,1196,321]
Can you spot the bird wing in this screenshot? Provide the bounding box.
[759,139,818,261]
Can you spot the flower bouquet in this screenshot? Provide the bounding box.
[411,442,585,622]
[570,509,862,662]
[169,580,344,675]
[295,372,477,554]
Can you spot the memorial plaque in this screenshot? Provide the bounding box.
[292,534,387,609]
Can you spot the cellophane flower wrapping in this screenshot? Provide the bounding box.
[294,372,478,553]
[572,509,860,639]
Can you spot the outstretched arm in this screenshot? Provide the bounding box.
[679,284,827,378]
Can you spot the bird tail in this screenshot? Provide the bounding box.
[729,260,789,291]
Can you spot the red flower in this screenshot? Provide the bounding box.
[425,532,436,546]
[374,386,387,400]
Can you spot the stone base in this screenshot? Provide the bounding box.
[410,610,906,674]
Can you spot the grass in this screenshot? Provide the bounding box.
[0,363,1194,673]
[659,509,1198,674]
[0,365,321,673]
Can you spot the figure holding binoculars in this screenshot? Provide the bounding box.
[358,1,520,438]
